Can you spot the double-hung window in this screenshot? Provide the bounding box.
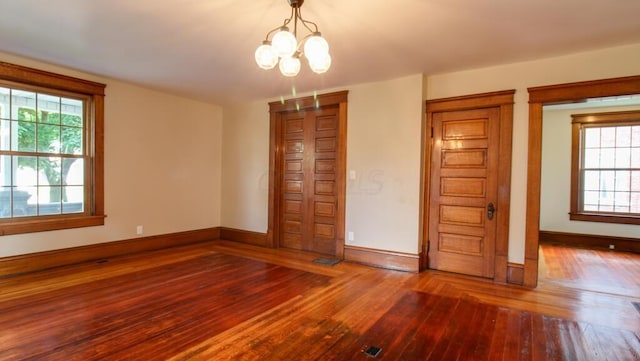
[570,110,640,224]
[0,62,105,235]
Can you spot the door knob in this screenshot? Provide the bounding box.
[487,202,495,220]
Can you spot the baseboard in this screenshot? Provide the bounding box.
[0,227,220,278]
[507,262,524,285]
[539,230,639,253]
[220,227,268,247]
[344,245,420,272]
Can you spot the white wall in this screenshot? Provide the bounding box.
[221,74,424,254]
[541,104,640,237]
[221,103,270,231]
[0,53,223,258]
[346,75,423,253]
[425,43,640,263]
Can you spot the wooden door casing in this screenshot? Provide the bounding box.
[268,91,348,258]
[423,90,514,283]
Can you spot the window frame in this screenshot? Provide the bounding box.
[570,109,640,225]
[0,61,105,236]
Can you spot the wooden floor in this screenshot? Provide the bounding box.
[0,241,639,360]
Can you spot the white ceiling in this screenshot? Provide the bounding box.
[1,0,639,105]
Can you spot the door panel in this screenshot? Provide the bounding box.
[279,106,341,256]
[428,108,499,278]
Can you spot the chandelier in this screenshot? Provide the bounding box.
[255,0,331,77]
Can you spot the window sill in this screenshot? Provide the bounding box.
[0,215,106,236]
[569,212,640,225]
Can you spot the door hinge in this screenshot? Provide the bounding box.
[430,126,434,138]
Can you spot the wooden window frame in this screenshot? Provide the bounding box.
[0,62,106,236]
[569,110,640,225]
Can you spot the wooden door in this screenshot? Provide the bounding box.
[279,105,341,256]
[428,108,500,278]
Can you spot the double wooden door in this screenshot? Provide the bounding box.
[276,98,346,256]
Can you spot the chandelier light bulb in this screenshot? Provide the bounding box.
[255,42,279,69]
[272,28,298,58]
[308,52,331,74]
[279,56,301,77]
[303,34,329,60]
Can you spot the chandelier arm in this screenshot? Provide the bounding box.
[296,8,319,33]
[264,25,284,41]
[282,6,295,27]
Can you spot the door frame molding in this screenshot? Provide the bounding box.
[524,75,640,287]
[422,90,515,283]
[266,91,348,258]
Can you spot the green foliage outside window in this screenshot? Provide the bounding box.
[16,108,82,202]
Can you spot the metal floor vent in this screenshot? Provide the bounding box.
[312,258,341,266]
[633,302,640,315]
[363,346,382,358]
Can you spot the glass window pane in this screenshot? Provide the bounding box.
[584,149,600,168]
[599,148,615,168]
[614,170,630,191]
[0,155,10,187]
[0,87,10,120]
[14,156,37,186]
[616,126,631,147]
[13,121,36,151]
[12,90,36,120]
[38,186,61,215]
[0,119,9,151]
[584,128,600,148]
[584,170,600,190]
[61,126,82,155]
[614,147,631,168]
[61,98,83,127]
[37,123,60,153]
[15,187,36,216]
[0,186,10,218]
[583,190,600,207]
[632,146,640,168]
[632,126,640,147]
[631,193,640,213]
[600,127,616,147]
[600,170,615,202]
[614,191,630,208]
[63,158,84,186]
[38,157,61,186]
[37,94,61,124]
[63,185,84,213]
[632,171,640,192]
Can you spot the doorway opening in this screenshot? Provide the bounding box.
[524,75,640,287]
[538,94,640,295]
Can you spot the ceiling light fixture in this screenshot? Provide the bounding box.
[255,0,331,77]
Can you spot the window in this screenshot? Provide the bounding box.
[570,110,640,225]
[0,62,105,235]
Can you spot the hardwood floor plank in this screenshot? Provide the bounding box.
[487,308,509,361]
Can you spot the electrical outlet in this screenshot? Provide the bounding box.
[348,231,354,241]
[136,225,143,235]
